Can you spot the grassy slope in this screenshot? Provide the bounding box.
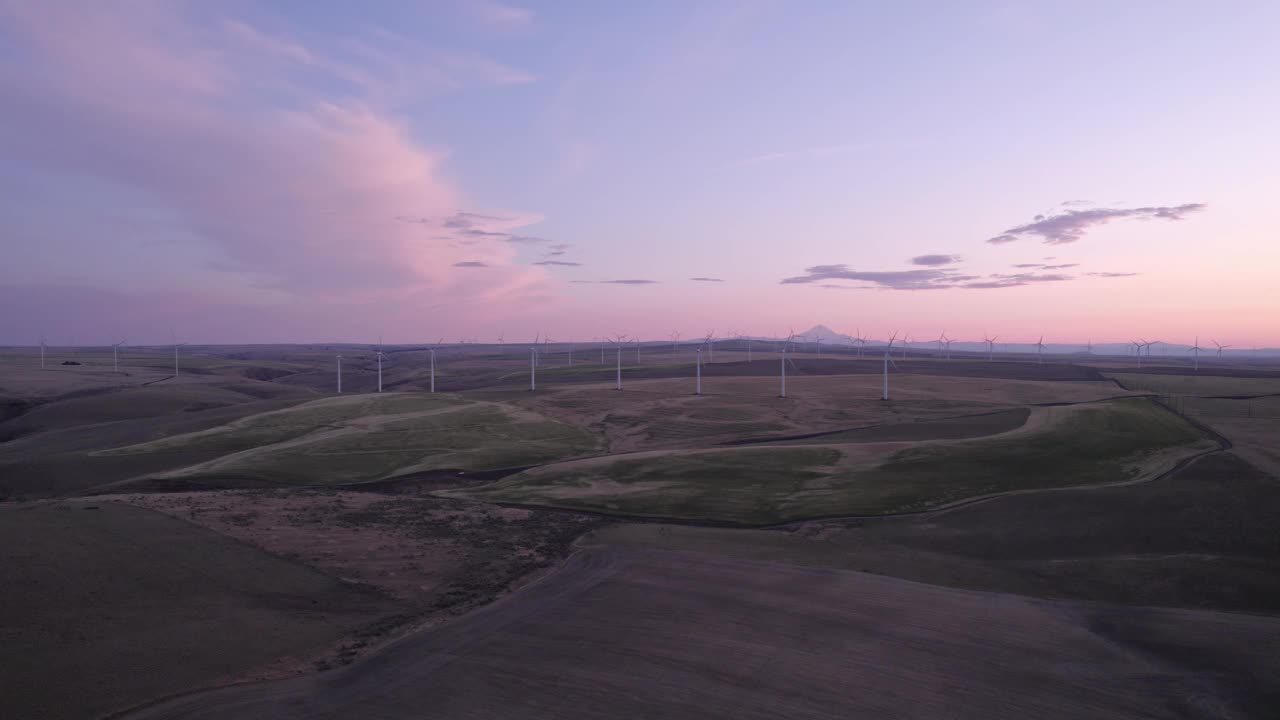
[458,399,1213,524]
[595,452,1280,614]
[0,502,397,720]
[99,393,603,487]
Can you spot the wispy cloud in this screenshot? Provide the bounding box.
[572,279,660,285]
[909,254,961,267]
[533,260,581,266]
[781,265,955,290]
[1086,271,1140,278]
[988,203,1206,245]
[1012,263,1044,268]
[690,277,724,282]
[783,264,1079,291]
[454,261,489,268]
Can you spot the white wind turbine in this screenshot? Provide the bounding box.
[635,337,641,364]
[695,333,710,395]
[39,334,47,369]
[706,331,716,363]
[1035,335,1046,364]
[375,338,385,393]
[1212,339,1230,359]
[1132,339,1145,367]
[336,353,343,393]
[669,331,681,355]
[172,330,186,378]
[428,339,440,393]
[1188,337,1204,371]
[882,332,899,401]
[529,343,537,391]
[608,334,627,390]
[112,339,125,373]
[901,334,910,360]
[984,334,997,361]
[853,328,867,358]
[532,332,541,367]
[779,331,796,398]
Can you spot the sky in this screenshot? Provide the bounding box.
[2,0,1278,347]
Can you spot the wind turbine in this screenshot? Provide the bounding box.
[428,339,439,393]
[695,336,706,395]
[983,334,997,361]
[746,334,753,363]
[336,354,342,393]
[940,332,953,361]
[883,332,899,401]
[498,333,505,354]
[112,339,125,373]
[1035,335,1046,365]
[670,331,681,355]
[1188,337,1204,371]
[172,331,186,378]
[635,338,641,364]
[1132,339,1145,367]
[815,334,823,356]
[780,331,796,398]
[901,334,910,360]
[375,338,385,393]
[1212,339,1230,359]
[608,334,627,390]
[706,331,716,363]
[853,328,866,358]
[39,335,47,369]
[529,344,537,391]
[533,332,541,367]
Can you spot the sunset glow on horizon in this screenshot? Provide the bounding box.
[3,1,1277,347]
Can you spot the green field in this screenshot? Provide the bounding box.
[453,399,1214,524]
[98,392,603,487]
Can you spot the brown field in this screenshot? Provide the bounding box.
[0,502,397,720]
[123,545,1280,720]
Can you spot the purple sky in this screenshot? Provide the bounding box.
[2,1,1277,346]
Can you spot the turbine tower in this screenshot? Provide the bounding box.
[1212,339,1230,359]
[609,334,627,390]
[706,331,716,363]
[780,332,795,398]
[670,331,681,355]
[1188,337,1204,371]
[112,339,125,373]
[984,334,997,361]
[375,338,385,393]
[336,354,342,393]
[529,345,537,391]
[1132,339,1145,368]
[429,341,438,393]
[695,343,703,396]
[39,335,47,369]
[173,339,186,378]
[1035,335,1046,365]
[883,332,899,401]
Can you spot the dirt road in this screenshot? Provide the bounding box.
[121,546,1280,719]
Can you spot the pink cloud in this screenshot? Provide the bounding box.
[0,1,550,313]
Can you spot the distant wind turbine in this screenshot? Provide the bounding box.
[883,332,899,401]
[695,336,707,395]
[112,339,125,373]
[1132,339,1145,368]
[901,334,909,361]
[336,354,342,393]
[39,334,47,369]
[670,331,681,355]
[780,331,796,398]
[984,334,997,362]
[172,331,186,378]
[609,334,627,390]
[1035,335,1046,365]
[1188,337,1204,371]
[375,338,385,393]
[706,331,716,363]
[1212,339,1230,359]
[529,345,537,391]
